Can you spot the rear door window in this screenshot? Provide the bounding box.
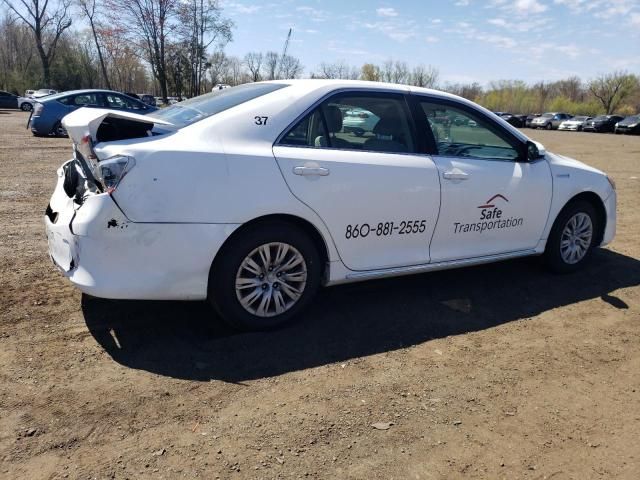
[279,92,416,154]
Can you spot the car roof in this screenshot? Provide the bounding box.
[39,89,138,102]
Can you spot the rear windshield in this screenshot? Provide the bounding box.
[593,115,608,121]
[148,83,288,127]
[541,113,553,118]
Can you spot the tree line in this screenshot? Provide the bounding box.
[1,0,639,115]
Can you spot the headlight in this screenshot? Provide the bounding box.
[606,175,616,191]
[629,123,638,128]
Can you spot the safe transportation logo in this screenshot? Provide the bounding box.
[453,194,524,234]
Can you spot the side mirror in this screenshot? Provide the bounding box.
[526,140,545,161]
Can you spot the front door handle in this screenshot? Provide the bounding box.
[443,169,469,180]
[293,166,330,176]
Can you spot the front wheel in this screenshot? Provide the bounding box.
[545,123,552,130]
[209,221,322,330]
[544,201,599,273]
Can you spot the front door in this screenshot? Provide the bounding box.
[273,91,441,271]
[415,97,552,262]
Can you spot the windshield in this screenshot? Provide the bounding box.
[541,113,553,118]
[624,115,639,122]
[573,116,589,121]
[149,83,288,127]
[593,115,608,121]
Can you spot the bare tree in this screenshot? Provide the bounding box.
[106,0,179,102]
[589,71,639,114]
[262,51,279,80]
[316,60,358,80]
[410,64,439,88]
[391,60,409,84]
[244,51,262,82]
[381,59,393,83]
[279,54,302,79]
[3,0,73,85]
[77,0,110,89]
[208,49,228,85]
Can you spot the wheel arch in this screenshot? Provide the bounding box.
[209,213,331,283]
[556,191,607,245]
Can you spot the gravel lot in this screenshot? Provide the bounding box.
[1,109,639,479]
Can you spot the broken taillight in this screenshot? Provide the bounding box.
[95,155,136,193]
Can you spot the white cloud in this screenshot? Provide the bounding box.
[376,7,398,17]
[455,0,470,6]
[513,0,547,14]
[631,13,640,26]
[425,36,439,43]
[224,2,261,14]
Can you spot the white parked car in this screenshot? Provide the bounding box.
[32,88,58,98]
[17,96,35,111]
[558,116,592,132]
[45,80,617,330]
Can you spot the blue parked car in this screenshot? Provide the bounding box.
[29,89,158,137]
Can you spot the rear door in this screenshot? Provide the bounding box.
[413,96,552,262]
[273,91,441,271]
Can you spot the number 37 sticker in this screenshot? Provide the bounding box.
[254,116,268,125]
[345,220,427,239]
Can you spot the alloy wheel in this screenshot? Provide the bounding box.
[235,242,308,317]
[560,212,593,264]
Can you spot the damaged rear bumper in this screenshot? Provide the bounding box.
[45,160,240,300]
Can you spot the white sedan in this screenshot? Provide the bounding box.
[45,80,617,329]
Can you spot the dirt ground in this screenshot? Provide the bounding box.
[1,108,639,480]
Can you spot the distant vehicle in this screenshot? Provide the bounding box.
[139,94,156,107]
[0,90,19,109]
[28,89,157,137]
[17,96,35,111]
[124,92,140,100]
[25,89,35,97]
[525,114,541,128]
[558,116,592,132]
[614,115,640,135]
[499,113,526,128]
[583,115,624,133]
[530,112,572,130]
[32,89,58,98]
[212,84,231,91]
[342,107,380,136]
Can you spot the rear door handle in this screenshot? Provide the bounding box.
[293,166,330,176]
[443,169,469,180]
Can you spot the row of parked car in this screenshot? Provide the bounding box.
[494,111,639,134]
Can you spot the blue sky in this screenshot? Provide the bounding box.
[221,0,640,85]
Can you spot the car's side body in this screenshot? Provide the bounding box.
[45,80,616,315]
[583,115,625,133]
[30,89,158,136]
[614,115,640,135]
[0,90,19,109]
[558,116,592,131]
[530,112,572,129]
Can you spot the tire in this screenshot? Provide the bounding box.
[209,221,322,330]
[20,103,32,112]
[52,121,67,137]
[544,200,600,273]
[545,123,552,130]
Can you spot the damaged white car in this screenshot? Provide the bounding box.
[45,80,616,329]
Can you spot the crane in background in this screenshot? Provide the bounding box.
[277,28,292,79]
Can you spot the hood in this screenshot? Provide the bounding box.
[61,107,175,145]
[546,151,604,176]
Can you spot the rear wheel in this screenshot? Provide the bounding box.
[52,121,67,137]
[209,221,322,330]
[544,200,599,273]
[20,103,32,112]
[545,122,552,130]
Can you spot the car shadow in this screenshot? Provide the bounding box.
[82,249,640,382]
